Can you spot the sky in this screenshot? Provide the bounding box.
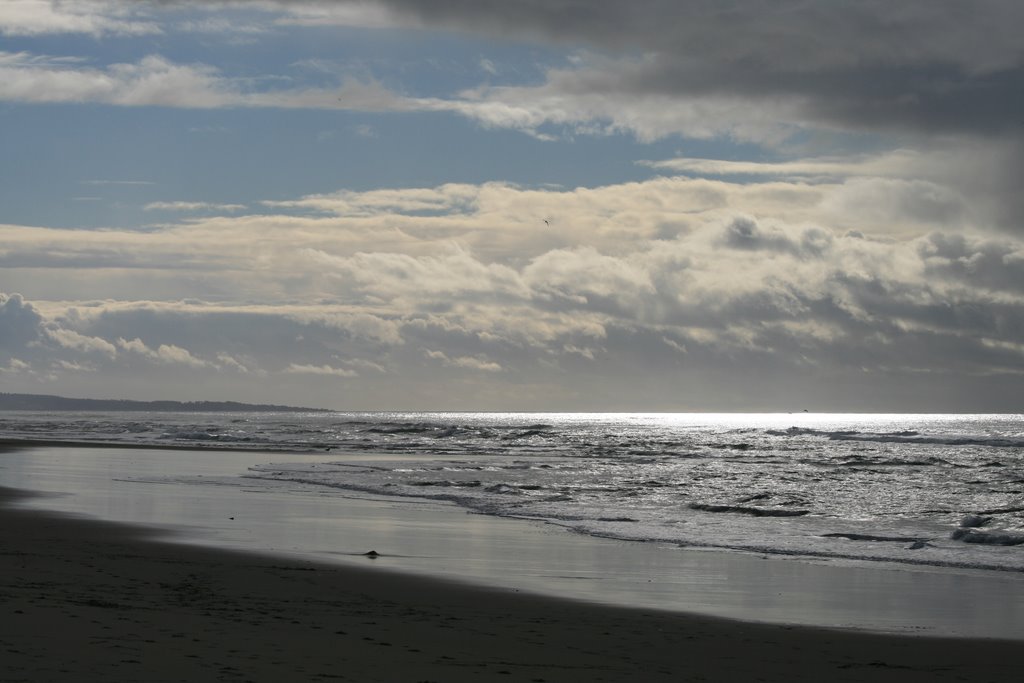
[1,0,1023,412]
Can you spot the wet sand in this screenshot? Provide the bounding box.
[1,485,1020,683]
[4,441,1022,638]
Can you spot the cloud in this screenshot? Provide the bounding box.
[361,0,1024,136]
[266,183,481,217]
[285,363,358,377]
[8,3,1023,145]
[3,207,1022,408]
[644,145,1024,233]
[448,61,800,144]
[304,245,529,302]
[5,2,1022,233]
[0,52,232,107]
[0,51,420,110]
[1,2,1021,409]
[351,124,377,138]
[0,169,1012,303]
[0,0,161,37]
[233,2,1020,231]
[53,359,96,373]
[0,292,44,349]
[116,336,209,367]
[478,58,497,76]
[640,152,930,181]
[215,352,253,373]
[144,201,247,212]
[175,15,270,38]
[271,1,401,29]
[917,233,1024,294]
[3,158,1023,408]
[0,358,32,375]
[154,344,207,366]
[81,179,157,186]
[424,349,503,372]
[5,3,1017,235]
[45,327,118,358]
[523,246,654,316]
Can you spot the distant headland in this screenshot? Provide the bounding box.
[0,393,330,413]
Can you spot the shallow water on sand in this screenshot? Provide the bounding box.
[3,411,1023,574]
[2,444,1022,639]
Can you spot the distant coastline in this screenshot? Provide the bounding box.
[0,393,329,413]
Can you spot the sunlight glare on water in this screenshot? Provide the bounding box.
[2,410,1022,573]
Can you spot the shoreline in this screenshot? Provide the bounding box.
[1,485,1021,682]
[3,441,1024,641]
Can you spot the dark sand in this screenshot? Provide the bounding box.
[1,486,1019,682]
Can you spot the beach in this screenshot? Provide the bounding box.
[6,3,1024,679]
[0,441,1022,682]
[2,486,1021,683]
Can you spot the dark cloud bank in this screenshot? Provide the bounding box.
[235,0,1024,229]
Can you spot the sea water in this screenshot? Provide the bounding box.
[1,411,1022,574]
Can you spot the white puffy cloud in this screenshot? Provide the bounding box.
[116,336,208,367]
[45,327,118,358]
[304,245,529,302]
[523,246,654,313]
[114,336,150,355]
[0,292,44,349]
[2,160,1023,409]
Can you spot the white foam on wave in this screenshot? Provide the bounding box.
[5,410,1023,573]
[247,449,1024,574]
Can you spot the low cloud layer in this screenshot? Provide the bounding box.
[3,171,1023,410]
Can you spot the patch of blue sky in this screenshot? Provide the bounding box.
[5,100,685,230]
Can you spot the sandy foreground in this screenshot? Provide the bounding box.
[0,486,1019,682]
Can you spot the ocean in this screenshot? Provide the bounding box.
[2,410,1022,575]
